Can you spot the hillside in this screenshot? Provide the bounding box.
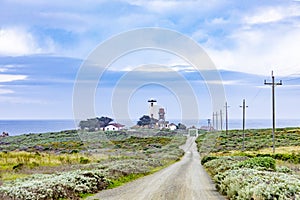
[0,130,186,199]
[196,128,300,199]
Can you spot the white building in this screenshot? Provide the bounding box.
[105,123,125,131]
[169,123,177,131]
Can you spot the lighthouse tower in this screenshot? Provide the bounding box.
[148,98,159,119]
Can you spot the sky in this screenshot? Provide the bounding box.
[0,0,300,127]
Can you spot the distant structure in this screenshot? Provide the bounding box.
[158,108,165,121]
[147,99,173,130]
[158,107,168,129]
[0,132,9,137]
[105,123,125,131]
[169,123,177,131]
[148,98,159,119]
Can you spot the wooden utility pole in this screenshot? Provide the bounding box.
[212,112,215,130]
[225,102,229,135]
[240,99,248,151]
[216,112,218,130]
[264,71,282,153]
[220,109,223,131]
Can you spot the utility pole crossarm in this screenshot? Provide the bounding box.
[264,80,282,86]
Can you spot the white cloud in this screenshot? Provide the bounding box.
[197,80,239,85]
[206,21,300,76]
[0,88,14,94]
[0,74,27,82]
[245,8,284,24]
[128,0,227,16]
[244,5,300,25]
[0,28,39,55]
[0,27,56,56]
[0,96,48,104]
[0,68,8,73]
[210,17,228,25]
[130,0,180,13]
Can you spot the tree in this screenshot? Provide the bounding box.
[137,115,151,126]
[177,123,186,130]
[98,116,113,127]
[79,116,113,130]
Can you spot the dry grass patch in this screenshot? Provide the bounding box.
[256,146,300,154]
[0,151,97,168]
[0,151,98,182]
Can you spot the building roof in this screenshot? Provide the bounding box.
[106,123,125,128]
[148,98,157,102]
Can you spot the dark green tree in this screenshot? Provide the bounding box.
[177,123,186,130]
[137,115,151,126]
[79,116,113,130]
[98,116,113,127]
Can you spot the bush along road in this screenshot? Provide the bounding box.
[87,136,224,200]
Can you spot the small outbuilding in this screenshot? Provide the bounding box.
[105,123,125,131]
[169,123,177,131]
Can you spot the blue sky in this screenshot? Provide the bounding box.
[0,0,300,126]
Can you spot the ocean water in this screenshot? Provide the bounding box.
[0,120,77,136]
[0,119,299,136]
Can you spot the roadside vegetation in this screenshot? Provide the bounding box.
[197,128,300,199]
[0,130,186,200]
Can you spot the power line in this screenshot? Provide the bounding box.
[264,71,282,154]
[248,71,298,108]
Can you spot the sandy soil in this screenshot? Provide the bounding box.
[87,136,224,200]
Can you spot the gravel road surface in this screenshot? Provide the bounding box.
[87,136,224,200]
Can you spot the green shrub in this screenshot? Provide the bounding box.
[79,157,90,164]
[0,170,110,200]
[272,153,300,164]
[201,156,218,165]
[215,168,300,199]
[204,156,247,176]
[236,157,276,171]
[12,163,24,171]
[276,166,293,174]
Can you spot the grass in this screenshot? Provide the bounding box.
[197,128,300,199]
[111,136,172,150]
[197,128,300,154]
[0,151,94,167]
[1,173,28,181]
[202,156,300,199]
[209,146,300,157]
[108,173,146,189]
[0,130,187,199]
[0,151,97,181]
[0,130,83,152]
[256,146,300,154]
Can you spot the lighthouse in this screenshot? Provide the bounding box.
[148,98,159,119]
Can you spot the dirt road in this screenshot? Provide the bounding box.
[87,137,224,200]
